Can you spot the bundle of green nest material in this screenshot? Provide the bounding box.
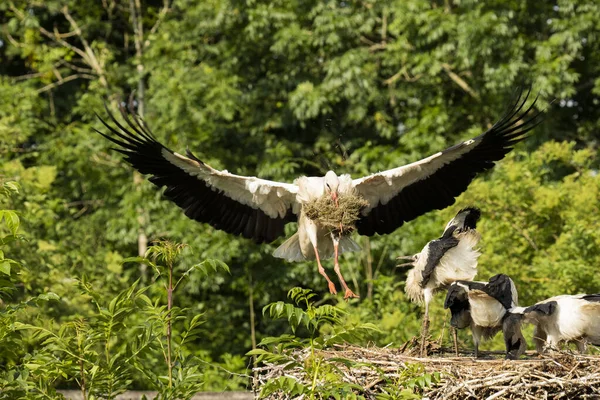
[304,193,369,234]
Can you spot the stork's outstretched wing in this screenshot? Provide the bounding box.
[353,88,543,236]
[96,106,299,243]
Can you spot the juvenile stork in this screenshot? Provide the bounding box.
[96,89,541,299]
[509,294,600,353]
[398,207,481,356]
[444,274,526,359]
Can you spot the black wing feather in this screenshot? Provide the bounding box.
[96,106,294,243]
[524,301,557,316]
[357,88,544,236]
[420,236,460,287]
[483,274,514,309]
[582,294,600,303]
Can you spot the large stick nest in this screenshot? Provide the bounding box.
[303,193,369,234]
[253,342,600,399]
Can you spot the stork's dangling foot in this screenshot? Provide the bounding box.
[313,245,337,295]
[331,233,359,300]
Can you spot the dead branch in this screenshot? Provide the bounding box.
[36,73,95,93]
[384,68,422,85]
[441,63,480,100]
[147,0,171,43]
[8,3,107,88]
[60,5,108,88]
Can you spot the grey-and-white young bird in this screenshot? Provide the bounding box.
[96,89,541,299]
[398,207,481,355]
[508,294,600,354]
[444,274,526,359]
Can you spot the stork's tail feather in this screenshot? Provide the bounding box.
[273,233,306,262]
[405,268,425,304]
[317,235,362,260]
[339,236,361,254]
[273,234,361,262]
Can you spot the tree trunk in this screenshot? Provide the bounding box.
[130,0,148,281]
[364,237,373,301]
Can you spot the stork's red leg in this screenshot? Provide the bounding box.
[314,246,337,295]
[332,236,359,299]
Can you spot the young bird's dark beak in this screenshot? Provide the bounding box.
[396,254,417,268]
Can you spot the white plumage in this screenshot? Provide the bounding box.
[399,207,481,356]
[97,89,541,298]
[445,274,525,359]
[408,230,481,297]
[509,294,600,353]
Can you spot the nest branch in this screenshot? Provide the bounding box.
[253,343,600,399]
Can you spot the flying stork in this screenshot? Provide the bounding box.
[398,206,481,356]
[96,89,541,299]
[508,294,600,354]
[444,274,526,359]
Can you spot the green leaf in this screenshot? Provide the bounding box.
[3,181,19,194]
[246,348,269,356]
[122,256,152,264]
[36,292,59,302]
[0,260,10,276]
[1,211,20,235]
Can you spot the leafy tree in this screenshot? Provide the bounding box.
[1,0,600,393]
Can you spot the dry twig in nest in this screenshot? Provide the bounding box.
[253,344,600,399]
[304,193,369,234]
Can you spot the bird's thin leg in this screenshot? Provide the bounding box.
[575,339,587,354]
[331,234,359,300]
[473,329,480,358]
[420,298,430,357]
[313,245,337,295]
[452,327,459,356]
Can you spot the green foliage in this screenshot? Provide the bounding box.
[13,280,145,399]
[125,241,233,400]
[2,0,600,395]
[251,288,379,398]
[0,181,62,399]
[253,289,440,398]
[376,364,441,400]
[258,287,379,354]
[0,205,241,398]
